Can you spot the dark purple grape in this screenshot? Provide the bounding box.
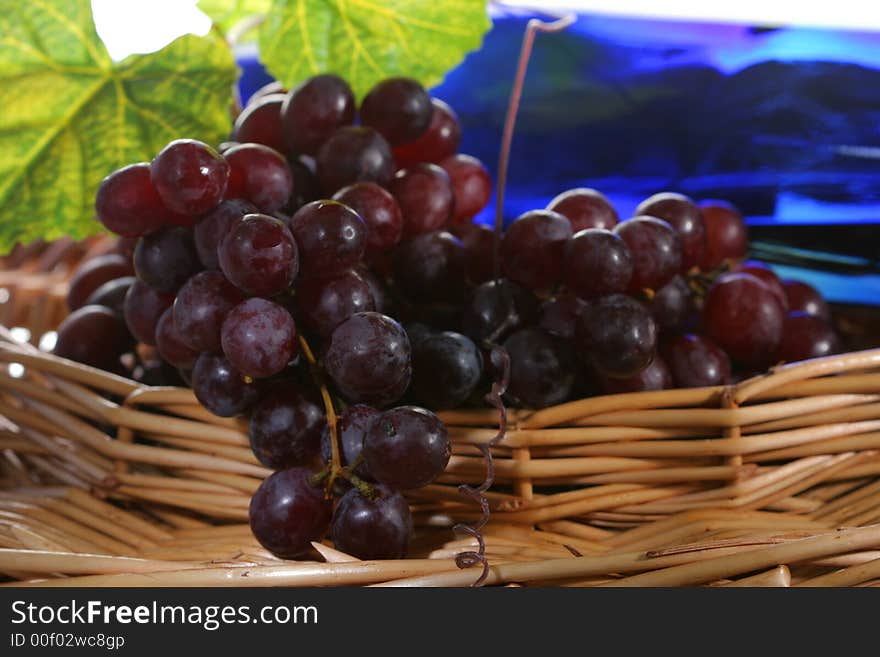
[249,467,332,558]
[547,187,618,232]
[539,293,587,340]
[636,192,705,271]
[133,226,201,294]
[85,276,135,317]
[735,261,788,312]
[450,220,494,284]
[67,254,134,311]
[173,271,244,352]
[95,163,174,237]
[221,298,297,379]
[358,266,389,314]
[155,307,200,370]
[613,216,681,292]
[393,98,461,168]
[699,201,747,271]
[192,352,261,417]
[287,201,366,278]
[123,279,173,345]
[333,182,403,256]
[783,280,830,322]
[281,74,355,156]
[194,199,257,270]
[54,305,130,369]
[359,77,432,146]
[440,154,492,223]
[504,328,576,408]
[224,143,294,213]
[286,156,322,213]
[331,485,412,559]
[575,294,658,378]
[323,312,411,407]
[249,387,325,469]
[662,334,731,388]
[650,275,691,332]
[501,210,573,292]
[702,272,785,368]
[601,356,673,393]
[219,213,299,296]
[776,312,840,363]
[319,404,379,480]
[296,269,376,338]
[411,331,482,410]
[316,126,394,193]
[562,228,633,299]
[389,163,454,236]
[391,231,466,303]
[232,93,287,154]
[150,139,229,216]
[462,278,539,343]
[363,406,450,489]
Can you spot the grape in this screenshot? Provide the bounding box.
[133,226,202,294]
[194,199,257,270]
[547,187,618,232]
[192,352,261,417]
[286,157,322,213]
[249,387,325,469]
[123,279,173,345]
[232,93,287,154]
[95,163,175,237]
[636,192,705,271]
[287,201,366,278]
[363,406,450,489]
[440,154,492,223]
[662,334,731,388]
[155,307,199,370]
[54,305,130,369]
[391,231,466,303]
[613,216,681,292]
[411,331,482,409]
[392,98,461,168]
[783,280,830,321]
[249,467,332,559]
[323,312,411,407]
[462,278,539,343]
[389,163,454,236]
[699,201,747,270]
[67,253,134,311]
[501,210,573,292]
[504,328,576,408]
[776,312,840,363]
[735,261,788,312]
[296,269,375,338]
[219,213,299,296]
[223,143,294,213]
[649,275,691,332]
[332,182,403,256]
[601,356,673,393]
[85,276,135,317]
[221,298,297,379]
[316,126,394,193]
[281,74,355,156]
[331,485,413,559]
[702,272,785,368]
[319,404,379,480]
[450,220,494,284]
[173,270,244,352]
[359,77,432,146]
[575,294,658,378]
[539,293,587,340]
[150,139,229,216]
[562,228,633,299]
[358,266,389,315]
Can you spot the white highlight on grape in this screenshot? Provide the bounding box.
[39,331,58,352]
[10,327,30,344]
[8,363,25,379]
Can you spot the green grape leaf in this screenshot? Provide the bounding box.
[198,0,271,37]
[258,0,491,98]
[0,0,238,252]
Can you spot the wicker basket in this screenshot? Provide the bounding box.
[2,241,880,587]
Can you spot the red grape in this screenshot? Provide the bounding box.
[173,270,244,352]
[575,294,658,378]
[776,312,840,363]
[450,220,494,284]
[601,356,673,393]
[547,188,618,232]
[562,228,633,299]
[221,298,297,379]
[360,77,432,146]
[316,126,394,193]
[501,210,573,292]
[223,143,293,213]
[333,182,404,256]
[133,226,201,294]
[391,231,466,304]
[462,278,539,343]
[539,293,587,341]
[155,307,199,370]
[504,328,576,408]
[331,485,413,559]
[735,260,788,312]
[281,74,355,156]
[219,213,299,296]
[319,404,379,480]
[440,154,492,223]
[287,200,366,278]
[392,97,461,168]
[85,276,135,317]
[123,279,173,345]
[95,163,174,237]
[249,387,325,469]
[192,352,261,417]
[296,269,376,338]
[411,331,482,410]
[194,199,256,270]
[662,334,732,388]
[613,216,681,292]
[389,163,454,236]
[54,305,130,370]
[699,201,747,270]
[649,275,691,332]
[636,192,705,271]
[67,253,134,311]
[783,280,830,321]
[232,93,287,154]
[151,139,229,216]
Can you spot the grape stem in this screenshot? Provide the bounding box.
[492,13,577,279]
